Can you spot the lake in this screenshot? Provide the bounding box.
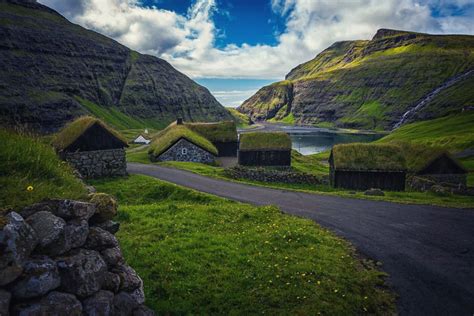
[239,124,385,155]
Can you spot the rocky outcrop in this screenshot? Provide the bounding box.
[0,0,231,132]
[0,197,154,315]
[238,29,474,130]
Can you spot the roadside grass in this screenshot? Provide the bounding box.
[90,174,395,315]
[127,147,474,208]
[0,129,87,209]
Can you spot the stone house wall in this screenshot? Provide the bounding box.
[63,148,127,178]
[156,139,215,163]
[0,198,154,315]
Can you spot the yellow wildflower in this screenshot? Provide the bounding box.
[26,185,34,192]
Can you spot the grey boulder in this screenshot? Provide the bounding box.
[101,247,124,268]
[85,227,119,251]
[0,289,11,316]
[133,305,155,316]
[65,219,89,249]
[11,257,60,299]
[102,272,121,293]
[112,264,143,291]
[12,291,82,316]
[0,212,38,286]
[82,290,114,316]
[26,211,69,256]
[94,220,120,235]
[113,292,139,316]
[57,249,107,298]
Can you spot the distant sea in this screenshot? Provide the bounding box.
[196,78,276,107]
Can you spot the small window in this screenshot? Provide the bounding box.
[181,148,188,155]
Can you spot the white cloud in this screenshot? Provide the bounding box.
[39,0,474,79]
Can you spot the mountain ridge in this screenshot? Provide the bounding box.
[239,28,474,130]
[0,0,231,132]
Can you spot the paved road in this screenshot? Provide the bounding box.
[128,163,474,315]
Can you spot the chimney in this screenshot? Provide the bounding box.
[176,118,183,125]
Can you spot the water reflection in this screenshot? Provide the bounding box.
[291,132,383,155]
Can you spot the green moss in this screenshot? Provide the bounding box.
[0,129,87,209]
[331,143,406,171]
[239,132,292,151]
[90,174,395,314]
[149,125,218,157]
[51,116,128,151]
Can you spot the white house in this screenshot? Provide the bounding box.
[132,134,150,145]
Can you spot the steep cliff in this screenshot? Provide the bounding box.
[0,0,231,132]
[238,29,474,130]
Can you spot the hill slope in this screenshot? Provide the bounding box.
[0,0,231,132]
[238,29,474,130]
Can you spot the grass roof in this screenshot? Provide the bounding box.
[388,141,465,172]
[331,143,406,171]
[148,125,218,157]
[52,116,128,151]
[185,121,238,142]
[239,132,292,151]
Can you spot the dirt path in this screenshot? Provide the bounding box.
[128,163,474,316]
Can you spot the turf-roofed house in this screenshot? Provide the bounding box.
[400,143,468,190]
[148,120,218,163]
[329,143,407,191]
[185,120,239,156]
[52,116,128,178]
[238,132,292,166]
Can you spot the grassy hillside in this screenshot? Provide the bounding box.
[378,111,474,152]
[239,29,474,130]
[226,107,251,127]
[90,174,394,314]
[0,129,87,209]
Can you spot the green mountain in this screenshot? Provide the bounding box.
[238,29,474,130]
[0,0,231,132]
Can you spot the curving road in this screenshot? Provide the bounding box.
[128,163,474,315]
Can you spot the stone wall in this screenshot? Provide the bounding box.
[154,139,215,163]
[63,148,127,178]
[224,166,323,185]
[408,174,468,192]
[0,197,154,316]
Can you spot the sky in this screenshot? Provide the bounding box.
[39,0,474,106]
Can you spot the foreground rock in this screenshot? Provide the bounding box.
[0,199,154,315]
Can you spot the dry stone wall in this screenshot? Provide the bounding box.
[224,166,323,185]
[63,149,127,178]
[0,197,154,316]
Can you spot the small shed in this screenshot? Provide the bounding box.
[148,124,217,163]
[133,134,150,145]
[400,143,468,188]
[238,132,292,166]
[185,121,239,157]
[329,143,406,191]
[52,116,128,178]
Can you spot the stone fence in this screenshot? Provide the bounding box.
[63,148,127,178]
[224,166,323,185]
[0,195,154,316]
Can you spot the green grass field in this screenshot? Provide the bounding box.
[90,174,394,314]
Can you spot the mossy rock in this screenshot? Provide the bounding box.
[89,193,117,222]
